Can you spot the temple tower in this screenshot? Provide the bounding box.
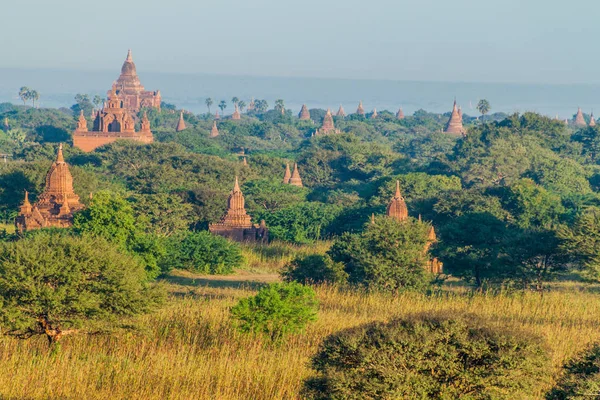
[336,105,346,117]
[396,107,405,120]
[289,163,303,187]
[575,108,587,127]
[299,104,311,120]
[283,163,291,184]
[110,50,161,112]
[371,108,378,119]
[210,121,219,137]
[315,109,340,135]
[232,104,241,120]
[176,111,186,132]
[356,101,365,116]
[386,180,408,222]
[444,100,465,136]
[590,112,596,127]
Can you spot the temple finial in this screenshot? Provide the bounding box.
[395,180,401,198]
[233,176,240,192]
[56,143,65,163]
[126,49,133,62]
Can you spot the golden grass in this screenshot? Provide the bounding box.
[1,269,600,399]
[240,240,331,273]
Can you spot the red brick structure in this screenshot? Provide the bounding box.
[282,163,291,184]
[356,101,365,116]
[315,109,340,135]
[210,121,219,137]
[289,163,303,187]
[73,88,153,152]
[336,105,346,117]
[176,111,186,132]
[209,177,268,242]
[396,107,405,120]
[425,225,443,274]
[590,112,596,127]
[15,144,84,232]
[575,107,587,127]
[386,180,408,222]
[232,104,241,120]
[371,108,378,119]
[109,50,161,113]
[299,104,311,120]
[444,100,465,136]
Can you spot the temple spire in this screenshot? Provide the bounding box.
[76,110,88,132]
[232,103,241,120]
[56,143,65,163]
[233,176,240,192]
[210,120,219,137]
[395,179,401,198]
[316,109,338,134]
[299,104,311,120]
[444,99,465,136]
[371,108,378,119]
[356,101,365,116]
[396,107,405,120]
[289,163,303,187]
[20,190,32,215]
[336,104,346,117]
[386,180,408,221]
[283,163,291,184]
[126,49,133,63]
[575,107,587,127]
[176,111,186,132]
[590,112,596,127]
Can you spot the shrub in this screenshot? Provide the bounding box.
[303,313,550,399]
[547,343,600,399]
[165,231,243,274]
[230,282,318,340]
[282,254,348,285]
[0,232,162,346]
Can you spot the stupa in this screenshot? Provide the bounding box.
[210,121,219,137]
[386,180,408,222]
[575,108,587,127]
[109,50,161,112]
[299,104,311,120]
[15,144,84,232]
[336,105,346,117]
[444,100,465,136]
[370,108,378,119]
[315,109,340,135]
[289,163,303,187]
[590,113,596,127]
[282,163,291,184]
[176,111,186,132]
[356,101,365,116]
[396,107,405,120]
[232,104,241,120]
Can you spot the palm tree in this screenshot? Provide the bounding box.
[18,87,30,105]
[205,98,214,113]
[255,100,268,113]
[275,99,285,114]
[238,100,246,112]
[231,97,239,106]
[219,100,227,115]
[476,99,491,122]
[29,90,39,108]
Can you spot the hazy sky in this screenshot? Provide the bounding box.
[2,0,598,84]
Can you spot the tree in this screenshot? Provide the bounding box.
[218,100,227,115]
[0,232,162,346]
[255,99,269,113]
[71,94,94,119]
[92,95,104,109]
[303,313,550,399]
[559,207,600,281]
[547,343,600,399]
[477,99,491,121]
[205,97,213,113]
[230,282,318,340]
[265,202,342,244]
[129,193,193,237]
[238,100,246,112]
[29,90,39,108]
[329,216,432,292]
[275,99,285,114]
[18,86,30,105]
[282,254,348,285]
[231,96,239,105]
[242,179,307,214]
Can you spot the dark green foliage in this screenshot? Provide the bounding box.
[164,231,243,274]
[0,232,162,345]
[230,282,318,340]
[559,207,600,281]
[547,343,600,399]
[329,216,431,291]
[266,202,342,244]
[303,313,550,400]
[282,254,348,285]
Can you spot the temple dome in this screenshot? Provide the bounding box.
[120,50,137,76]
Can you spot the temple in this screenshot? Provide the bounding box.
[444,100,465,136]
[232,104,241,120]
[282,163,291,183]
[247,98,255,112]
[15,144,84,232]
[575,108,587,127]
[73,88,153,152]
[396,107,405,120]
[299,104,311,120]
[289,163,303,187]
[315,109,340,135]
[590,113,596,127]
[176,111,186,132]
[336,105,346,117]
[424,225,443,274]
[356,101,365,116]
[371,108,378,119]
[209,177,268,242]
[210,121,219,137]
[110,50,161,112]
[386,180,408,222]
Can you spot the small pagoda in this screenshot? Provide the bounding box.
[15,144,84,232]
[282,163,291,183]
[176,111,186,132]
[110,50,161,112]
[209,177,268,242]
[396,107,405,120]
[299,104,311,120]
[73,88,153,152]
[315,109,340,135]
[336,105,346,117]
[247,98,256,112]
[370,108,378,119]
[232,104,241,120]
[574,108,587,127]
[289,163,303,187]
[444,100,465,136]
[590,112,596,127]
[425,225,443,274]
[356,101,365,116]
[386,180,408,222]
[210,121,219,137]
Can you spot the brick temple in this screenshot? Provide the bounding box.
[315,109,340,135]
[574,108,587,127]
[444,100,465,136]
[15,144,84,232]
[73,88,154,152]
[110,50,161,112]
[299,104,311,120]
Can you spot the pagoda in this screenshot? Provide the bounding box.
[396,107,405,120]
[386,180,408,222]
[110,50,161,112]
[73,88,153,152]
[209,177,268,242]
[289,163,303,187]
[444,100,465,136]
[210,121,219,137]
[371,108,378,119]
[15,144,84,232]
[356,101,365,116]
[574,108,587,127]
[176,111,186,132]
[232,104,241,120]
[247,98,256,112]
[590,112,596,127]
[336,105,346,117]
[282,163,291,184]
[299,104,311,120]
[315,109,340,135]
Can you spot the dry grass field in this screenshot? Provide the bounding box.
[1,243,599,399]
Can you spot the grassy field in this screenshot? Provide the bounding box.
[1,245,600,399]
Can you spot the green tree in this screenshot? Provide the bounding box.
[303,313,550,399]
[129,193,193,237]
[275,99,285,114]
[329,216,432,291]
[265,202,342,244]
[0,232,162,346]
[547,343,600,399]
[282,254,348,285]
[231,96,239,105]
[218,100,227,115]
[29,90,39,108]
[238,100,246,112]
[477,99,491,121]
[559,207,600,281]
[205,97,213,113]
[242,179,307,214]
[255,99,269,113]
[230,282,318,340]
[92,95,103,109]
[18,86,30,105]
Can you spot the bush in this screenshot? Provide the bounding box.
[0,232,162,346]
[547,343,600,399]
[282,254,348,285]
[303,313,550,399]
[166,231,243,274]
[230,282,318,340]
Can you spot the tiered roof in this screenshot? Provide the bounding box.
[315,109,340,135]
[396,107,405,120]
[336,105,346,117]
[386,180,408,222]
[232,104,241,120]
[299,104,311,120]
[575,108,587,127]
[282,163,291,184]
[444,100,465,136]
[210,121,219,137]
[356,101,365,115]
[289,163,303,187]
[371,108,378,119]
[176,111,186,132]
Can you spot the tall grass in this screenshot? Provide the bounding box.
[1,275,600,399]
[240,240,331,273]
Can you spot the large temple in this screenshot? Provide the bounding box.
[444,100,465,136]
[15,144,84,232]
[315,109,340,135]
[110,50,161,112]
[73,88,154,152]
[209,177,268,242]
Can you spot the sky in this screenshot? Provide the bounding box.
[2,0,599,84]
